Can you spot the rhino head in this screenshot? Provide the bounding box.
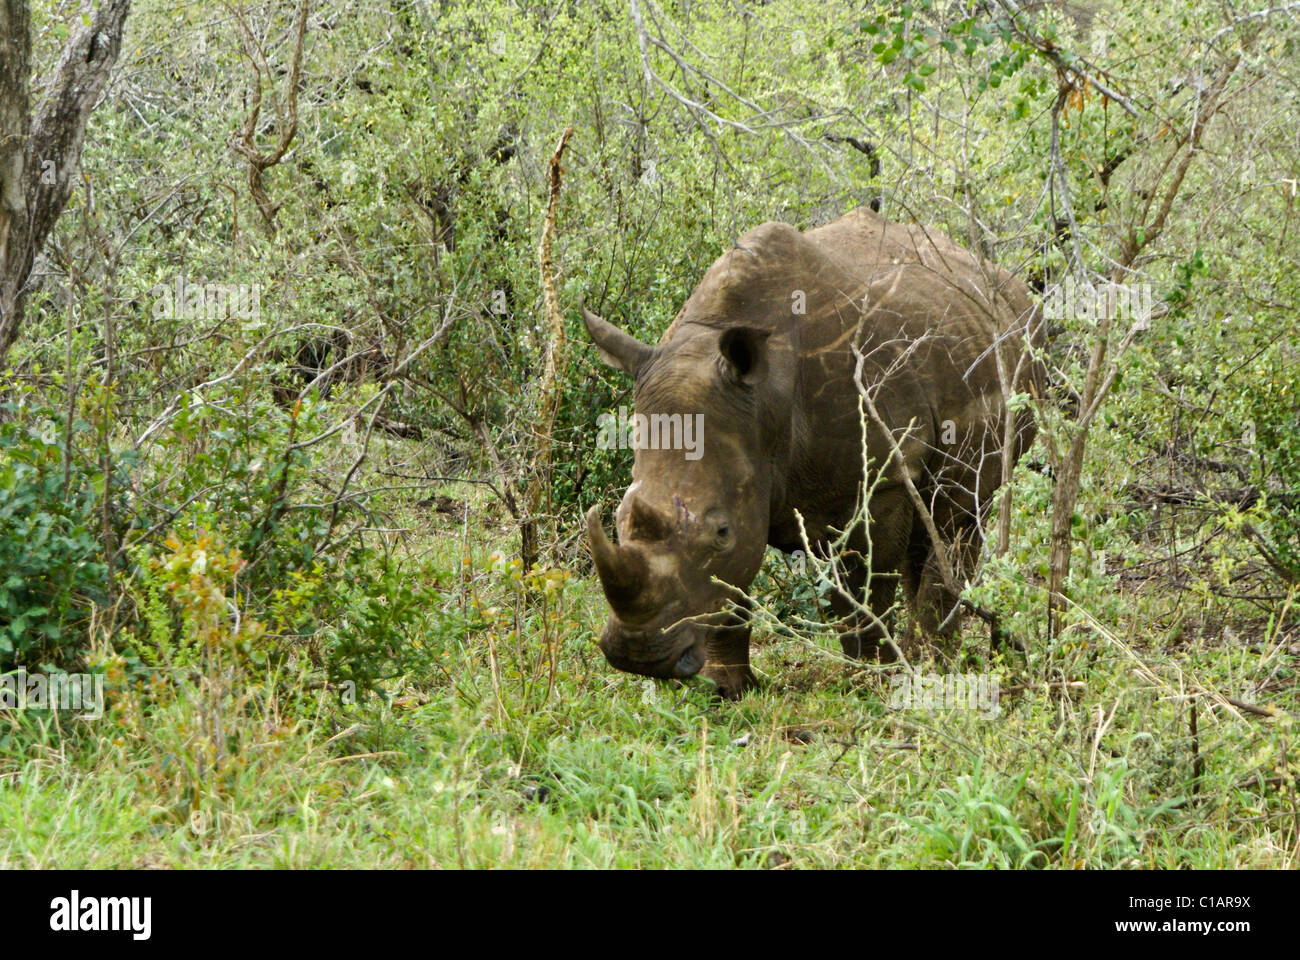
[582,306,774,692]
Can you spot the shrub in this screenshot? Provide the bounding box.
[0,405,136,669]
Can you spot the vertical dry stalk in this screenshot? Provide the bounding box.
[520,125,573,569]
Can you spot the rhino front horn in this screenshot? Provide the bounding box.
[586,505,652,618]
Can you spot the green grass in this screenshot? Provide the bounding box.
[1,497,1296,868]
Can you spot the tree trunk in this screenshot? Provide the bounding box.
[0,0,131,366]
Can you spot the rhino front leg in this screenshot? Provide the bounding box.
[702,629,755,699]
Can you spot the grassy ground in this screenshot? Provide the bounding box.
[2,450,1297,868]
[0,572,1294,864]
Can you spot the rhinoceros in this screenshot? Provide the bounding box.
[582,206,1044,697]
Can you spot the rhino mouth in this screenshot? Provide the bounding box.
[600,626,705,680]
[672,644,704,678]
[587,506,727,681]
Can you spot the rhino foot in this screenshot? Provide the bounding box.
[839,623,907,663]
[701,660,757,700]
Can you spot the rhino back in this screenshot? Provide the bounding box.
[661,207,1043,540]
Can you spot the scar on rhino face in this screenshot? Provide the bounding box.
[672,494,695,531]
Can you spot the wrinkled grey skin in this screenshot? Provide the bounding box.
[584,207,1044,697]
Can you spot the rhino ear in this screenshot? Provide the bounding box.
[718,326,770,385]
[582,307,653,376]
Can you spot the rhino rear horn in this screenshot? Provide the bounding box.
[626,496,674,543]
[582,307,653,376]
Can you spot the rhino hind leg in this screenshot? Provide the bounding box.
[905,527,978,641]
[913,548,962,638]
[833,532,911,662]
[837,571,904,661]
